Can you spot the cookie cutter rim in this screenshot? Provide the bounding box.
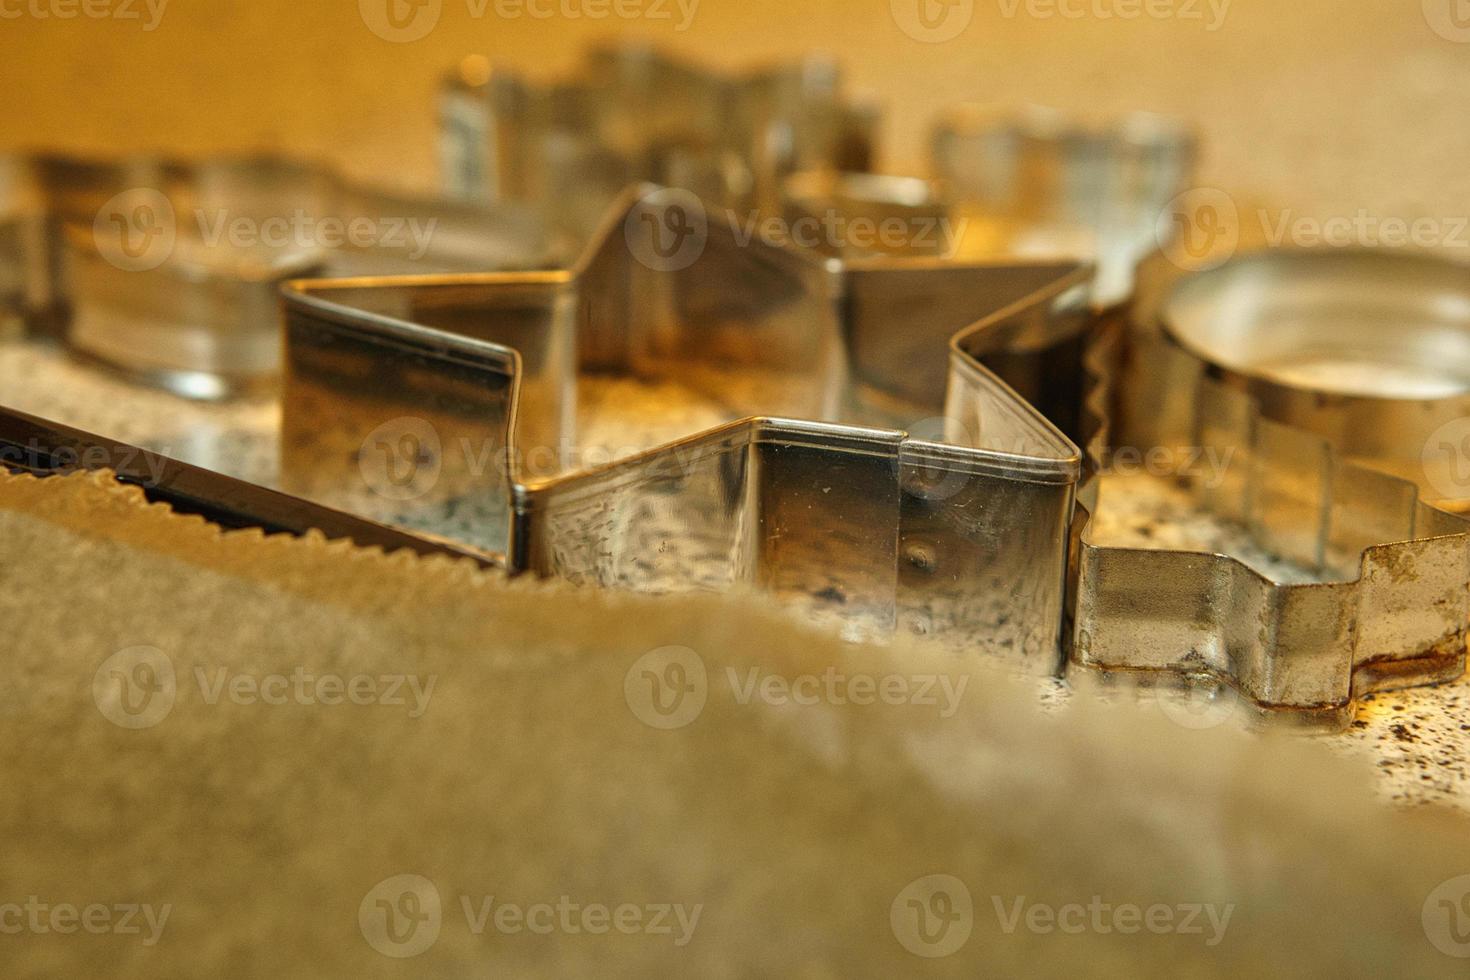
[1070,247,1470,723]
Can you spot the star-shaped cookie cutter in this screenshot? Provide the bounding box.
[280,184,1094,666]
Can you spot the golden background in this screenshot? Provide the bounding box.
[2,1,1467,232]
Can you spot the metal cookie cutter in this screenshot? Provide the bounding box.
[930,105,1197,305]
[1073,248,1470,723]
[0,404,493,567]
[280,185,1094,666]
[1,154,552,400]
[439,43,878,247]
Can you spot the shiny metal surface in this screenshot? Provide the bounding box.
[1,153,553,399]
[1155,248,1470,506]
[281,185,1090,666]
[932,105,1197,305]
[439,44,878,248]
[1073,249,1470,723]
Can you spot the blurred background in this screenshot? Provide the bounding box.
[2,0,1467,223]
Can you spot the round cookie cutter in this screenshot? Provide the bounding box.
[1157,247,1470,508]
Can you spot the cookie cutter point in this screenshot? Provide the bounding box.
[280,183,1095,671]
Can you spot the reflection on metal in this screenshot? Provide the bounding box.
[281,185,1091,668]
[5,93,1465,726]
[0,154,552,399]
[439,44,878,249]
[931,105,1197,305]
[1073,249,1470,724]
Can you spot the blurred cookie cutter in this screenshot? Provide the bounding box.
[280,184,1094,666]
[439,43,878,247]
[0,403,495,567]
[930,105,1197,306]
[1072,248,1470,723]
[0,153,553,400]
